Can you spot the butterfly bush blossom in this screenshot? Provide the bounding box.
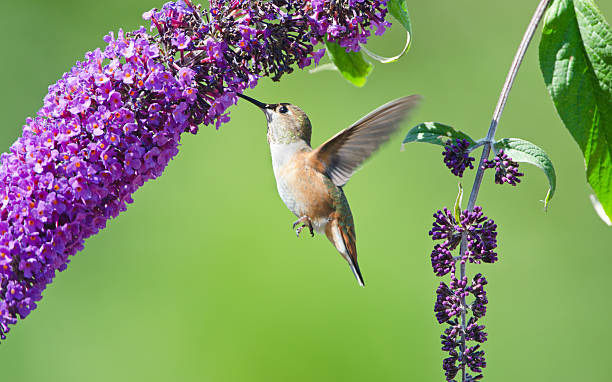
[0,0,391,340]
[483,149,524,186]
[429,206,497,381]
[443,139,475,177]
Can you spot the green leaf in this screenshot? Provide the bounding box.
[454,183,464,224]
[388,0,413,37]
[540,0,612,223]
[494,138,557,208]
[402,122,476,148]
[361,0,412,63]
[325,41,373,87]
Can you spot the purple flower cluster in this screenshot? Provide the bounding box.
[434,279,465,324]
[0,0,392,341]
[312,0,391,51]
[443,345,486,381]
[428,206,497,381]
[144,0,389,87]
[483,149,524,186]
[436,274,489,382]
[443,139,475,177]
[0,28,199,340]
[429,206,498,272]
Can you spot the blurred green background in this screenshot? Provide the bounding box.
[1,1,611,381]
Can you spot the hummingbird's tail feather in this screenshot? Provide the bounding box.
[326,218,365,287]
[347,256,365,288]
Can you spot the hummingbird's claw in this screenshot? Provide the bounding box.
[293,216,314,238]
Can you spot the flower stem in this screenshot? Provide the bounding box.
[466,0,551,211]
[458,1,551,380]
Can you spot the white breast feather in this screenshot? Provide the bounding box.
[269,142,319,223]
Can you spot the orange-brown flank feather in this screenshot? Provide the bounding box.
[276,150,338,220]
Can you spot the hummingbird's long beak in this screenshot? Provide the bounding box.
[236,93,273,110]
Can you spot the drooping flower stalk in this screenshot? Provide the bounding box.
[0,0,391,341]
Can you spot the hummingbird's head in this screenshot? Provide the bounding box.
[237,93,312,145]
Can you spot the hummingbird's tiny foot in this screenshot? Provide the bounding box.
[292,216,314,238]
[292,216,310,229]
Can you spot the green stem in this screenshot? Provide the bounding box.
[458,0,552,380]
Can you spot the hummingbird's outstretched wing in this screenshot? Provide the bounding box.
[310,95,421,187]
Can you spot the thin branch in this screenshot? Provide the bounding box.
[458,0,552,380]
[466,0,552,211]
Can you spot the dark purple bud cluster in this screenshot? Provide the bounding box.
[442,344,486,382]
[429,206,498,381]
[429,206,498,272]
[145,0,389,86]
[313,0,391,51]
[443,139,475,177]
[483,149,524,186]
[464,345,486,374]
[431,244,454,277]
[437,274,489,382]
[0,0,392,340]
[463,209,498,265]
[434,281,464,324]
[465,317,487,343]
[470,273,488,318]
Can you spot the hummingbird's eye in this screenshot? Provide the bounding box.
[279,105,289,114]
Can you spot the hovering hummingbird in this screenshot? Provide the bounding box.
[237,93,421,287]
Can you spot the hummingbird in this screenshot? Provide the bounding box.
[237,93,421,287]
